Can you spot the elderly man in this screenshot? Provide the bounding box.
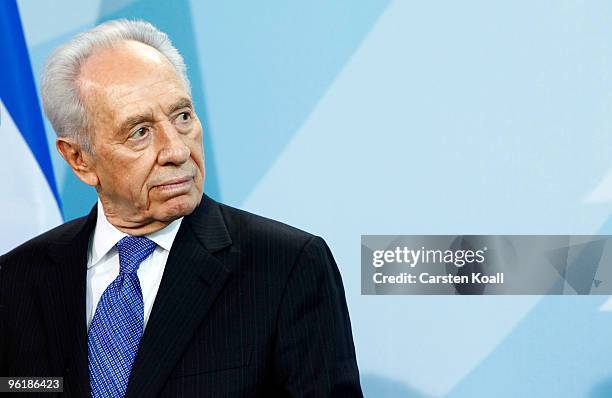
[0,20,362,397]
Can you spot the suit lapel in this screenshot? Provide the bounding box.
[38,206,97,398]
[126,195,233,398]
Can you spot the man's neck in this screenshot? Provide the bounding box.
[109,220,172,236]
[97,199,174,236]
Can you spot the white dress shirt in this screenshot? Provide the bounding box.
[86,200,183,330]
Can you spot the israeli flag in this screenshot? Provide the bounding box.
[0,0,62,254]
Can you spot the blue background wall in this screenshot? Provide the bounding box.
[14,1,612,396]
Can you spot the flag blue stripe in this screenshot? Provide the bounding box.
[0,0,61,210]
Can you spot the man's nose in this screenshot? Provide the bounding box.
[156,121,190,165]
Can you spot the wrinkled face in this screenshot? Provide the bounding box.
[78,40,204,230]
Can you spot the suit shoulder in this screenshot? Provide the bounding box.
[217,201,315,254]
[0,215,89,267]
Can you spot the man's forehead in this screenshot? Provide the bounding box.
[80,41,169,79]
[80,74,190,128]
[77,40,189,124]
[79,41,184,94]
[116,93,193,122]
[109,77,188,108]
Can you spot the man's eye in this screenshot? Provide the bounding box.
[130,127,149,139]
[177,112,191,122]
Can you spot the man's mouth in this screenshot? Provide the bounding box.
[154,176,194,194]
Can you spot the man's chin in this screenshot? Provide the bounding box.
[154,193,200,221]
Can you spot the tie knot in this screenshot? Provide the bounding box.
[116,236,156,274]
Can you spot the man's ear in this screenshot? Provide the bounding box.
[56,137,99,187]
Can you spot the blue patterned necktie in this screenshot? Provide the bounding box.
[88,236,157,398]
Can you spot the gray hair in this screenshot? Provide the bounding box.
[40,19,190,153]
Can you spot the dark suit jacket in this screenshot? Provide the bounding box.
[0,194,362,397]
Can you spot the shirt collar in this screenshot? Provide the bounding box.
[89,199,183,268]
